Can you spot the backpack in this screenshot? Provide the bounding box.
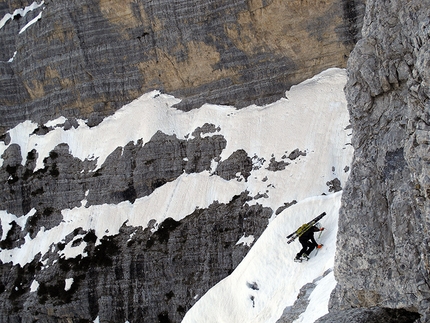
[296,223,311,237]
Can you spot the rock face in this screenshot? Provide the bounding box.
[0,0,365,134]
[0,127,273,322]
[315,307,421,323]
[1,194,272,323]
[0,66,353,322]
[329,0,430,321]
[0,126,230,214]
[0,0,367,322]
[276,269,333,323]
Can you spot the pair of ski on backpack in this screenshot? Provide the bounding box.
[287,212,327,263]
[286,212,326,244]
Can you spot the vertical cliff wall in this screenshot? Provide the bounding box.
[0,0,364,134]
[327,0,430,321]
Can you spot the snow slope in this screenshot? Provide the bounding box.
[183,193,341,323]
[0,68,352,322]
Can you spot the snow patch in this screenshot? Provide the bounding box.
[0,172,245,266]
[0,120,38,168]
[7,51,17,63]
[19,11,42,34]
[45,116,68,128]
[30,280,39,292]
[293,270,337,323]
[59,235,88,260]
[0,208,36,241]
[0,68,352,271]
[0,69,351,182]
[0,1,44,30]
[236,234,255,247]
[0,68,353,323]
[64,278,73,291]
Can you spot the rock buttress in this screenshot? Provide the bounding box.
[331,0,430,321]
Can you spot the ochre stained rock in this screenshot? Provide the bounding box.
[0,0,364,134]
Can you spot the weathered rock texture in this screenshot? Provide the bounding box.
[0,127,230,217]
[315,307,421,323]
[0,126,272,322]
[276,269,333,323]
[0,0,365,134]
[0,0,367,322]
[1,195,272,323]
[331,0,430,321]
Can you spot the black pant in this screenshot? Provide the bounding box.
[296,239,317,258]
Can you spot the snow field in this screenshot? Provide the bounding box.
[0,68,353,322]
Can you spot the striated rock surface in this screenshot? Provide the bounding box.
[331,0,430,321]
[0,128,228,216]
[0,125,273,322]
[0,0,365,134]
[0,0,366,322]
[1,194,272,323]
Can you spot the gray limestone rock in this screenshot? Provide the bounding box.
[0,0,365,134]
[276,282,317,323]
[0,192,272,323]
[332,0,430,321]
[0,130,227,217]
[326,178,342,193]
[275,200,298,215]
[288,148,307,161]
[0,124,272,322]
[266,157,290,172]
[315,307,420,323]
[0,0,369,322]
[214,149,252,181]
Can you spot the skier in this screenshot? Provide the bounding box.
[294,224,324,261]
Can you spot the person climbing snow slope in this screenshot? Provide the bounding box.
[294,224,324,262]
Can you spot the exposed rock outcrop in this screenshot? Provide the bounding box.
[276,269,333,323]
[331,0,430,321]
[0,129,228,217]
[0,0,365,134]
[315,307,421,323]
[0,126,271,322]
[0,193,272,323]
[0,0,367,322]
